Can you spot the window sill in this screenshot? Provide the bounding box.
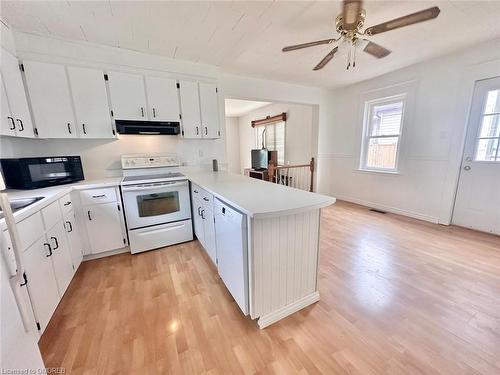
[355,168,401,176]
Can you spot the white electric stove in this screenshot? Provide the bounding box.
[121,154,193,254]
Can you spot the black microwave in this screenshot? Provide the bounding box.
[0,156,84,189]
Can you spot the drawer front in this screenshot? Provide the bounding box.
[17,212,44,251]
[191,183,202,198]
[41,201,62,230]
[80,187,117,206]
[59,193,73,216]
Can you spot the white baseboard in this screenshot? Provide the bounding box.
[83,246,129,261]
[333,194,441,224]
[257,291,320,329]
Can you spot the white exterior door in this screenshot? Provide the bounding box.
[1,49,35,138]
[0,76,16,137]
[23,61,76,138]
[67,66,114,138]
[23,237,60,334]
[107,71,147,121]
[47,222,75,296]
[179,80,201,138]
[453,77,500,235]
[199,82,220,138]
[145,76,180,122]
[84,203,125,254]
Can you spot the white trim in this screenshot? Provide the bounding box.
[82,246,129,261]
[257,291,320,329]
[355,168,400,176]
[334,194,440,224]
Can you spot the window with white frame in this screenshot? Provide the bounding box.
[475,89,500,161]
[360,95,406,172]
[255,121,285,165]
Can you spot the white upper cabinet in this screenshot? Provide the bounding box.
[179,80,220,139]
[199,82,220,139]
[107,71,147,121]
[67,66,114,139]
[1,49,35,138]
[145,76,180,122]
[23,61,76,138]
[179,80,202,138]
[0,76,16,137]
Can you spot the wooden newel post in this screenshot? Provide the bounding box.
[309,157,315,192]
[268,161,275,183]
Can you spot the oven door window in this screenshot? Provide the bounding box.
[136,191,180,217]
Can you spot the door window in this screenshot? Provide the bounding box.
[136,191,180,217]
[475,89,500,161]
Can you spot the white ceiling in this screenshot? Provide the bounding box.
[225,99,271,117]
[2,1,500,89]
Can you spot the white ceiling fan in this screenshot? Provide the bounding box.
[282,0,440,70]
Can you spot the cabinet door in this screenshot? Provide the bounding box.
[107,71,147,121]
[23,237,60,334]
[178,80,201,138]
[63,211,83,271]
[199,82,220,139]
[47,222,75,296]
[84,203,125,254]
[0,76,16,136]
[192,194,205,245]
[1,49,34,138]
[23,61,76,138]
[202,203,217,264]
[145,76,180,122]
[67,66,114,139]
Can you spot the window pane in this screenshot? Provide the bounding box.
[370,101,403,136]
[275,121,285,165]
[366,137,399,169]
[475,138,499,161]
[265,124,275,151]
[484,89,500,114]
[478,114,500,138]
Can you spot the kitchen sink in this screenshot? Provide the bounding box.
[0,196,45,219]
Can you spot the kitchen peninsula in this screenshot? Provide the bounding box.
[187,171,335,328]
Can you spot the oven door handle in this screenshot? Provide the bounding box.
[121,181,187,192]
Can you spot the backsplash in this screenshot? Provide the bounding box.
[0,134,227,180]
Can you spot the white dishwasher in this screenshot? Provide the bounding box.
[214,198,249,315]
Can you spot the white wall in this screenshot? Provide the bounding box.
[237,102,314,173]
[318,39,500,224]
[224,117,241,174]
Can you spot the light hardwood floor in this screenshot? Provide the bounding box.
[39,201,500,374]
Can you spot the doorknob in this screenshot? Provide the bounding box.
[464,165,471,171]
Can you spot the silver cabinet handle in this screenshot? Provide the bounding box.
[464,165,471,171]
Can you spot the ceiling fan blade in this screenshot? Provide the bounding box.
[363,41,391,58]
[365,6,440,36]
[282,38,336,52]
[313,47,338,71]
[342,0,364,30]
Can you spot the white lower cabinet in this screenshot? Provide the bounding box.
[46,222,75,296]
[83,201,126,254]
[63,210,83,269]
[23,237,60,334]
[190,183,217,264]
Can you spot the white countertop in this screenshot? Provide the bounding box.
[186,171,335,219]
[0,177,121,228]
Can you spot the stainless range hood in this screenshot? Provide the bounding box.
[115,120,181,135]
